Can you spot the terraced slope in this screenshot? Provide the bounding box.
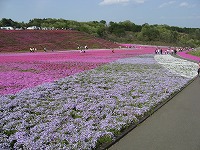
[0,30,119,52]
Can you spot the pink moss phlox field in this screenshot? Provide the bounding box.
[0,47,155,95]
[178,51,200,62]
[0,30,76,52]
[0,30,119,52]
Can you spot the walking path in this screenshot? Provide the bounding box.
[109,77,200,150]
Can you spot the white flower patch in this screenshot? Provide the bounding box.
[114,55,157,64]
[154,55,198,78]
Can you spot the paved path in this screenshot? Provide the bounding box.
[109,77,200,150]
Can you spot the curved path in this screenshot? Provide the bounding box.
[109,77,200,150]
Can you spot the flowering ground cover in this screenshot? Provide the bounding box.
[0,49,156,95]
[178,51,200,62]
[0,30,119,52]
[154,55,198,78]
[0,48,198,149]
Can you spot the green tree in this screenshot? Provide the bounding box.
[100,20,106,25]
[170,30,178,43]
[157,25,171,43]
[108,22,125,36]
[186,39,196,47]
[1,18,15,27]
[140,25,160,41]
[97,26,106,37]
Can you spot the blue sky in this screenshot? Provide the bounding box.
[0,0,199,28]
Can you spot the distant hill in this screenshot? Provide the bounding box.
[0,30,119,52]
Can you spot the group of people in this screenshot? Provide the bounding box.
[78,45,88,53]
[155,47,177,55]
[29,47,50,52]
[155,46,194,55]
[29,47,37,52]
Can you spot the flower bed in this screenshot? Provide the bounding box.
[0,30,119,52]
[0,50,198,149]
[0,49,155,95]
[154,55,198,78]
[178,51,200,62]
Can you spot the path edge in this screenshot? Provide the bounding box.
[97,76,197,150]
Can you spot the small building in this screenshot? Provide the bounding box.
[27,26,40,30]
[0,26,14,30]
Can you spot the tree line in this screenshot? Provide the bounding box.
[0,18,199,48]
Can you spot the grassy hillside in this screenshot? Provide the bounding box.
[0,30,119,52]
[188,48,200,57]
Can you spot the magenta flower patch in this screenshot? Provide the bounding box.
[0,48,155,95]
[178,51,200,62]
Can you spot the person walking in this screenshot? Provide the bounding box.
[198,61,200,77]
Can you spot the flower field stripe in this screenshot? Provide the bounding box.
[0,53,193,150]
[154,55,198,78]
[178,51,200,62]
[0,49,155,95]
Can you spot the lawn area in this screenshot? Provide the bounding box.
[188,49,200,57]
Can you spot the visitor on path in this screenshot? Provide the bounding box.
[171,49,174,55]
[30,47,36,52]
[155,48,158,54]
[160,49,163,55]
[198,61,200,77]
[44,47,47,52]
[174,49,177,55]
[167,48,170,54]
[80,49,85,53]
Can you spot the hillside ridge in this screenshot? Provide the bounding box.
[0,30,119,52]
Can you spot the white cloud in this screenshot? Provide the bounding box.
[179,2,189,7]
[160,15,200,20]
[99,0,129,5]
[159,1,176,8]
[159,1,196,9]
[179,2,196,8]
[133,0,145,4]
[99,0,145,6]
